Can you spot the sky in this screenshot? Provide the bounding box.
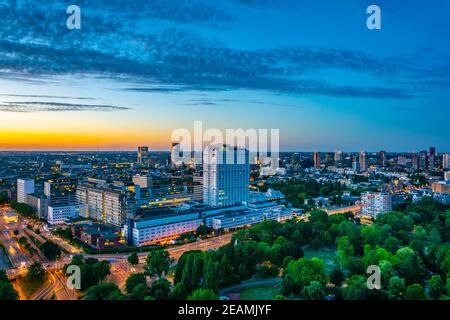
[0,0,449,152]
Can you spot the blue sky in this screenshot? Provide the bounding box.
[0,0,449,151]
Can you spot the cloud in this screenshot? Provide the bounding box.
[0,1,443,100]
[0,94,93,100]
[0,101,129,112]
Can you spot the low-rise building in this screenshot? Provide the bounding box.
[124,211,203,246]
[71,222,121,250]
[48,204,86,225]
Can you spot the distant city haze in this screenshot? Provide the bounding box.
[0,1,449,151]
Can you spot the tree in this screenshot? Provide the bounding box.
[394,247,428,285]
[0,270,18,300]
[125,273,147,294]
[330,268,345,287]
[128,252,139,266]
[404,284,425,300]
[145,249,172,277]
[302,281,326,300]
[388,276,405,300]
[85,283,123,300]
[342,275,369,300]
[282,257,328,295]
[195,225,209,239]
[187,288,219,300]
[203,256,219,291]
[130,283,151,300]
[64,256,110,290]
[0,192,8,204]
[40,241,61,261]
[149,278,171,300]
[27,262,45,282]
[427,275,443,299]
[0,281,18,300]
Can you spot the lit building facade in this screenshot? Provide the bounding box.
[359,151,367,172]
[132,174,153,189]
[124,212,203,246]
[17,179,35,203]
[44,178,77,206]
[443,153,450,170]
[48,204,87,225]
[76,185,136,226]
[203,144,250,207]
[313,152,321,168]
[361,192,392,217]
[137,146,149,164]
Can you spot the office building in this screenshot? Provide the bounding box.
[334,151,343,163]
[44,178,77,206]
[361,192,392,217]
[124,211,203,246]
[26,194,48,219]
[412,153,419,171]
[137,146,149,164]
[313,152,321,168]
[443,153,450,170]
[203,144,250,207]
[76,184,136,227]
[397,156,407,166]
[17,179,35,203]
[132,174,153,189]
[444,171,450,181]
[419,150,428,171]
[211,205,293,230]
[378,150,386,167]
[48,204,86,225]
[359,151,367,172]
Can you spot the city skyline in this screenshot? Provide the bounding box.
[1,0,450,151]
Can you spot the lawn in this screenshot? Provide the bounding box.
[240,285,281,300]
[303,246,337,273]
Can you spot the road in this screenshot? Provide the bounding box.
[84,233,234,290]
[84,233,234,262]
[29,270,77,300]
[0,211,33,268]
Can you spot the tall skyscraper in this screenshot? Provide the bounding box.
[419,150,428,171]
[427,147,436,171]
[443,153,450,170]
[203,144,250,207]
[412,153,419,171]
[137,146,149,164]
[359,151,367,172]
[44,178,77,206]
[429,147,436,156]
[17,179,35,203]
[313,152,321,168]
[378,150,386,167]
[334,151,343,163]
[325,152,334,163]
